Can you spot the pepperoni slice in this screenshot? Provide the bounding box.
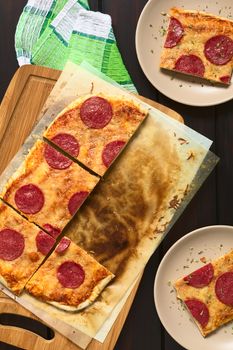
[204,35,233,65]
[55,237,71,254]
[183,263,214,288]
[43,224,61,239]
[0,229,25,261]
[15,184,44,214]
[185,299,209,328]
[164,17,184,48]
[44,143,72,170]
[57,261,85,288]
[80,96,113,129]
[51,133,79,157]
[68,191,89,215]
[36,231,55,256]
[215,272,233,306]
[220,75,231,84]
[174,54,205,77]
[102,140,126,168]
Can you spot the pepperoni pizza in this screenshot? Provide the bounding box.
[43,94,148,176]
[25,237,114,311]
[174,250,233,336]
[160,8,233,84]
[0,201,55,295]
[1,140,99,236]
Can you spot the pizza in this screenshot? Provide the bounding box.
[0,200,56,295]
[174,250,233,336]
[1,140,99,237]
[160,8,233,84]
[25,237,114,311]
[43,94,148,176]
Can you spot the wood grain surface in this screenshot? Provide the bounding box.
[1,1,233,350]
[0,63,183,350]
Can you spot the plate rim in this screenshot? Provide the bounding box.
[135,0,233,107]
[153,224,233,350]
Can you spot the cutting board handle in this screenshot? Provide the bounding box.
[0,298,78,350]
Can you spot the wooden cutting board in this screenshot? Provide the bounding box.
[0,65,184,350]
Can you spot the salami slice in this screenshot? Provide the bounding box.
[43,224,61,239]
[44,143,72,170]
[174,54,205,77]
[102,140,126,168]
[215,271,233,306]
[51,133,79,157]
[220,75,231,84]
[80,96,113,129]
[68,191,89,215]
[204,35,233,65]
[15,184,44,214]
[57,260,85,288]
[0,229,25,261]
[164,17,184,48]
[55,237,71,254]
[36,231,55,256]
[185,299,209,327]
[183,263,214,288]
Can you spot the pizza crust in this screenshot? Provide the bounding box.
[160,7,233,84]
[44,93,148,176]
[174,250,233,336]
[1,140,99,233]
[25,240,114,311]
[48,274,114,312]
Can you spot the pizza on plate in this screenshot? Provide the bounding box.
[174,250,233,336]
[43,94,148,176]
[160,8,233,84]
[25,237,114,311]
[0,200,56,295]
[1,140,99,237]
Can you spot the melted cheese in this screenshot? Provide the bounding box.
[0,202,51,295]
[160,8,233,83]
[174,250,233,336]
[44,94,148,176]
[25,240,114,311]
[1,140,99,233]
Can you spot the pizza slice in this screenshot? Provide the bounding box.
[43,94,148,176]
[160,8,233,84]
[0,201,56,295]
[25,237,114,311]
[1,140,99,237]
[174,250,233,336]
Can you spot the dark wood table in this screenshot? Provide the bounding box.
[1,1,233,350]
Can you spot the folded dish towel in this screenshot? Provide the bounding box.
[15,0,136,92]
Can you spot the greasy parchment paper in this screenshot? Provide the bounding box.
[0,62,218,348]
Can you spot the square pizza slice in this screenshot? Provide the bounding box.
[160,8,233,84]
[0,201,56,295]
[43,94,148,176]
[25,237,114,311]
[174,250,233,336]
[1,140,99,237]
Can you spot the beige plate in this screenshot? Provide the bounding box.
[154,225,233,350]
[136,0,233,106]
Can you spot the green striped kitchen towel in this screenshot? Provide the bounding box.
[15,0,136,92]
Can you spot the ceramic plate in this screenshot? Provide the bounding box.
[154,225,233,350]
[136,0,233,106]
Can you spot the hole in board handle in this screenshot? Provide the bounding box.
[0,341,24,350]
[0,313,54,340]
